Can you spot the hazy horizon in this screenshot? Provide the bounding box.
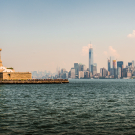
[0,0,135,73]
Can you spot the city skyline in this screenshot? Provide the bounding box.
[0,0,135,72]
[31,50,135,79]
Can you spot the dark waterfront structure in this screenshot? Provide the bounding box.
[117,61,124,78]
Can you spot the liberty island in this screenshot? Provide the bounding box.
[0,48,69,84]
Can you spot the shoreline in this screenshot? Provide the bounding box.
[0,79,69,84]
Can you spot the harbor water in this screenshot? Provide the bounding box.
[0,79,135,134]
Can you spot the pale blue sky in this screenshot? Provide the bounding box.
[0,0,135,72]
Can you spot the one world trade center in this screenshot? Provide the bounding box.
[89,45,93,73]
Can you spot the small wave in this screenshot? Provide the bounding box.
[37,124,55,129]
[76,113,94,118]
[108,99,117,102]
[61,121,70,124]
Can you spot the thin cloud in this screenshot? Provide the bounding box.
[127,30,135,38]
[103,51,108,57]
[62,61,66,66]
[81,44,97,58]
[104,46,119,58]
[81,44,91,56]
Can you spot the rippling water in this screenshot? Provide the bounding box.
[0,79,135,134]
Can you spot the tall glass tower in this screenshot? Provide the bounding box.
[117,61,123,78]
[108,59,110,72]
[89,46,93,72]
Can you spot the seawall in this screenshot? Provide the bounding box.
[0,79,69,84]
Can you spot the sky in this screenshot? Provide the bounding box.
[0,0,135,73]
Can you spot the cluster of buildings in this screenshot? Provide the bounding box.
[57,46,135,79]
[104,59,135,79]
[30,45,135,79]
[31,70,55,79]
[56,46,97,79]
[1,45,135,80]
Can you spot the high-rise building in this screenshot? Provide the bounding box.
[78,63,87,72]
[68,71,71,78]
[110,56,112,69]
[89,72,93,78]
[81,65,87,71]
[113,60,117,78]
[93,63,97,67]
[84,71,89,78]
[127,71,132,77]
[61,72,68,79]
[128,62,132,67]
[71,68,75,79]
[74,63,79,75]
[113,60,117,68]
[93,63,97,75]
[110,68,114,75]
[78,64,82,71]
[78,71,84,79]
[61,68,66,74]
[100,68,103,77]
[100,68,107,77]
[117,61,123,78]
[123,68,127,77]
[117,67,121,78]
[123,68,132,78]
[108,60,110,72]
[132,60,135,67]
[89,46,93,73]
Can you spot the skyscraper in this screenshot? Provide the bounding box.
[132,60,135,67]
[110,56,112,69]
[81,64,87,71]
[78,71,84,79]
[117,61,123,78]
[89,45,93,73]
[93,63,97,75]
[61,68,66,74]
[100,68,107,77]
[128,62,132,67]
[113,60,117,68]
[71,68,75,79]
[108,59,110,72]
[74,63,79,75]
[117,67,121,78]
[113,60,117,78]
